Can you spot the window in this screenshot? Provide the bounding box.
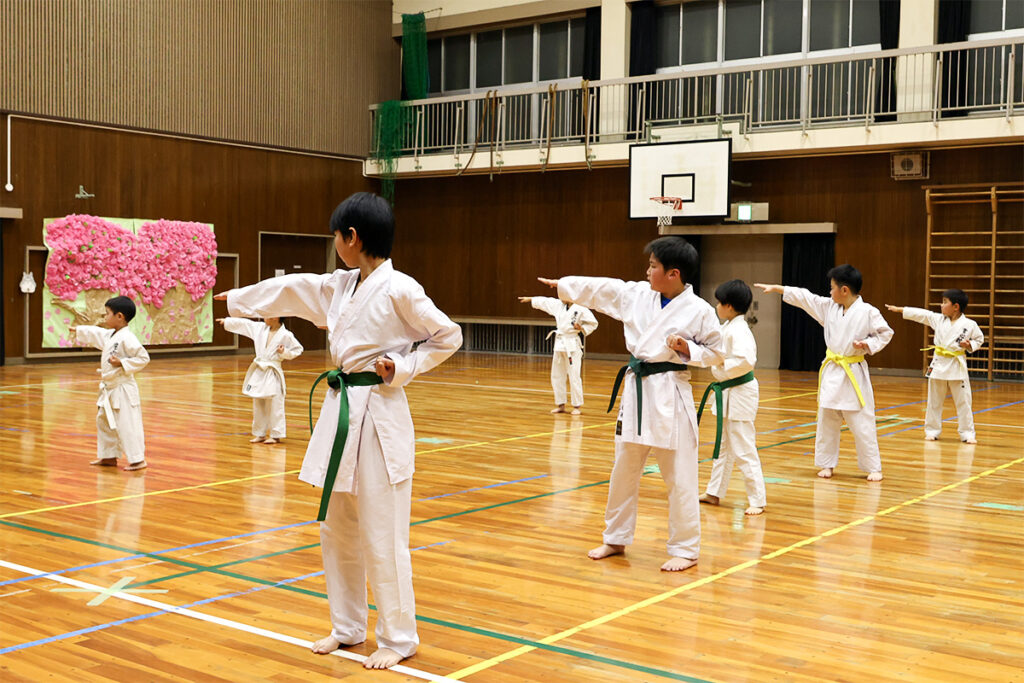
[969,0,1024,34]
[725,0,761,60]
[683,1,719,64]
[423,18,587,95]
[810,0,879,51]
[504,25,535,84]
[763,0,802,55]
[443,34,471,91]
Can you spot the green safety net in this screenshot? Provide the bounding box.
[373,13,428,204]
[374,100,405,204]
[402,13,429,100]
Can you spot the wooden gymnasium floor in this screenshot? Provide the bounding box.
[1,350,1022,683]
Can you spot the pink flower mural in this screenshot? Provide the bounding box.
[43,214,218,346]
[45,215,217,305]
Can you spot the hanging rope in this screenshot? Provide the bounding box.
[581,79,593,170]
[457,90,493,177]
[541,83,557,173]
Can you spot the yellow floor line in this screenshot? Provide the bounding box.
[447,454,1024,680]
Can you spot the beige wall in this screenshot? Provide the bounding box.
[700,235,784,370]
[0,0,398,156]
[392,0,595,34]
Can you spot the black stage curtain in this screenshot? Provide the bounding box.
[628,1,657,139]
[875,0,900,122]
[779,233,835,371]
[938,0,971,117]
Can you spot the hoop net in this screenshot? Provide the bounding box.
[650,196,683,226]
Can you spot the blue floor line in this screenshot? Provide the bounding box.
[0,569,324,655]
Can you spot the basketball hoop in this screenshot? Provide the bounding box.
[650,196,683,227]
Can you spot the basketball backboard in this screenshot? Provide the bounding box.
[629,139,731,220]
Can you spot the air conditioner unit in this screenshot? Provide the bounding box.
[891,152,929,180]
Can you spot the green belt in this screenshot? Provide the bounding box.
[696,371,755,460]
[607,356,686,436]
[308,368,383,521]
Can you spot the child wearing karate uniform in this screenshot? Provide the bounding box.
[518,295,598,414]
[218,316,303,444]
[72,295,151,471]
[698,279,766,515]
[538,236,723,571]
[217,192,461,670]
[757,264,893,481]
[886,288,984,443]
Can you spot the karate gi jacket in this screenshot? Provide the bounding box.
[227,260,462,491]
[710,316,759,422]
[783,287,893,411]
[530,297,598,353]
[558,277,724,450]
[76,325,150,426]
[223,318,304,398]
[902,307,984,381]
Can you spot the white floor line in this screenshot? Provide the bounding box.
[0,558,455,682]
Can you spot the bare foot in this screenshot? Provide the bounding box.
[311,635,341,654]
[961,437,977,444]
[698,493,720,505]
[263,437,279,445]
[587,543,625,560]
[866,471,883,481]
[250,436,265,443]
[660,557,697,572]
[745,506,765,515]
[364,647,404,669]
[550,405,566,414]
[123,461,148,471]
[817,467,834,479]
[90,458,118,467]
[570,407,582,415]
[924,435,939,441]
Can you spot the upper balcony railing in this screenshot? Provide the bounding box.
[369,36,1022,163]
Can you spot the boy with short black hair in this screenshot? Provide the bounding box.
[756,264,893,481]
[216,191,461,670]
[72,295,150,471]
[538,235,723,571]
[886,288,984,443]
[698,279,765,515]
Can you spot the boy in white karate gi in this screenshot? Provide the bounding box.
[886,288,984,443]
[518,295,598,414]
[698,279,766,515]
[71,295,151,471]
[217,316,304,444]
[538,236,723,571]
[756,264,893,481]
[216,192,461,670]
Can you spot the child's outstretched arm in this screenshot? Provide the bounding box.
[891,304,942,330]
[548,276,634,322]
[215,273,332,328]
[217,316,260,341]
[759,282,829,326]
[71,325,109,350]
[521,294,560,317]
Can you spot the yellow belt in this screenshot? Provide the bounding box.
[820,350,866,408]
[921,345,965,358]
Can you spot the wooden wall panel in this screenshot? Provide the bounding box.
[0,0,397,156]
[1,117,373,359]
[390,145,1024,369]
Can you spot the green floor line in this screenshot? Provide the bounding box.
[1,516,713,682]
